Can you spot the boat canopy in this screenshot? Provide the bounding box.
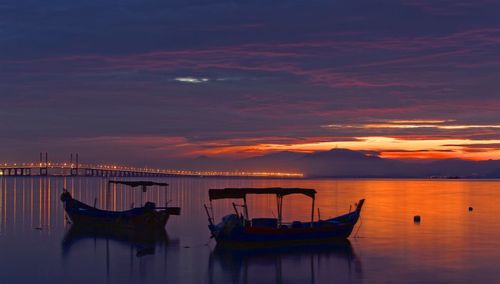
[209,187,316,200]
[108,181,169,188]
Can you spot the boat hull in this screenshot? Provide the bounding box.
[65,208,170,229]
[210,199,364,247]
[211,221,357,247]
[61,192,179,230]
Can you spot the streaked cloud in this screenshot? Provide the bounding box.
[196,136,500,160]
[1,1,500,164]
[383,119,454,124]
[323,120,500,130]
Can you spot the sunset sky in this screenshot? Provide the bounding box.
[2,1,500,165]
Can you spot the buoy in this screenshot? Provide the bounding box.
[468,207,473,212]
[413,215,421,223]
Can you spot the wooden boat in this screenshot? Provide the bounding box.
[205,187,364,246]
[60,180,180,230]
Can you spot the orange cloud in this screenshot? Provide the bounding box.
[198,136,500,160]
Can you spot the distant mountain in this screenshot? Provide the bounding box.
[425,159,500,178]
[298,149,407,178]
[183,148,500,178]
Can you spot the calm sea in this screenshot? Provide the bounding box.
[0,177,499,284]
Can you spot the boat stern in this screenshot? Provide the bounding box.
[209,214,243,241]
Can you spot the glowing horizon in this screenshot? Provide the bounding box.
[193,136,500,160]
[2,1,500,166]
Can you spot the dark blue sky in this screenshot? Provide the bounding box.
[2,0,500,165]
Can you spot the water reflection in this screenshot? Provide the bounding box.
[208,240,362,284]
[62,225,170,258]
[61,224,179,283]
[1,177,499,283]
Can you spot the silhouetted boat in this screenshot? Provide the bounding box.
[60,180,180,230]
[205,187,364,246]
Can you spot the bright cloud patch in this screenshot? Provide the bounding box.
[174,77,209,83]
[322,120,500,130]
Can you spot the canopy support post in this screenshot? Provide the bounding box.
[106,180,110,210]
[164,185,168,207]
[140,185,144,205]
[243,196,249,221]
[276,195,283,227]
[310,197,315,227]
[280,196,283,227]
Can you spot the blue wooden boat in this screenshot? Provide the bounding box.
[205,188,364,246]
[60,180,180,230]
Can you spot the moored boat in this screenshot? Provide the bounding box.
[205,187,364,246]
[60,180,180,230]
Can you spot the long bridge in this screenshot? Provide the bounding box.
[0,162,302,178]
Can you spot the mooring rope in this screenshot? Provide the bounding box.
[353,214,363,238]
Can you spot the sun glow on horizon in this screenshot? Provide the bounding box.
[198,136,500,160]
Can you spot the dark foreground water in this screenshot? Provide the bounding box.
[0,177,499,284]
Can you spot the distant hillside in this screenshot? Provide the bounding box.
[186,148,500,178]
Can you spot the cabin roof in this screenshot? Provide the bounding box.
[108,180,169,187]
[208,187,316,200]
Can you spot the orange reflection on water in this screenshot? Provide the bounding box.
[208,179,500,274]
[0,176,498,281]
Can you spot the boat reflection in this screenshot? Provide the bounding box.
[62,224,170,257]
[208,239,363,284]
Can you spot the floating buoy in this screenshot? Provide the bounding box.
[468,207,473,212]
[413,215,421,223]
